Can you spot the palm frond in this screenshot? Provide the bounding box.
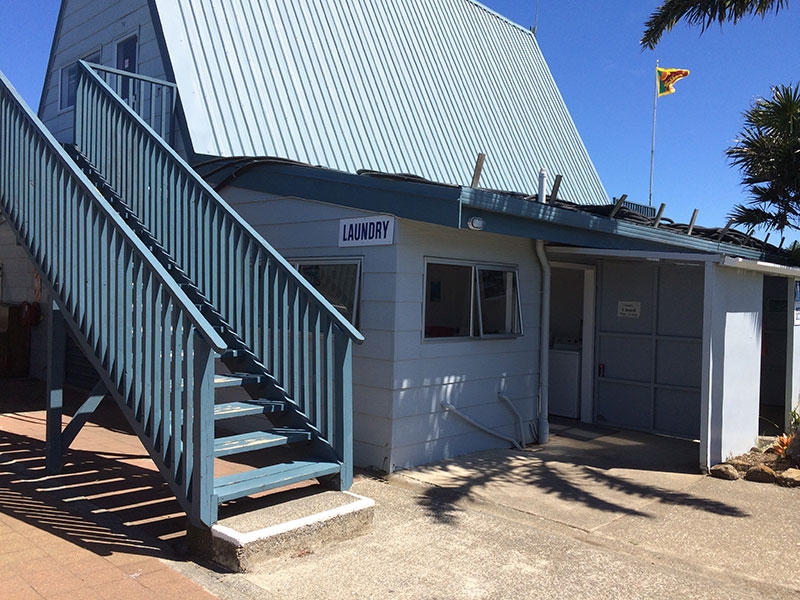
[641,0,787,49]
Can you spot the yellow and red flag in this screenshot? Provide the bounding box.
[657,67,690,97]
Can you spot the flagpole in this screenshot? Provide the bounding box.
[649,60,658,207]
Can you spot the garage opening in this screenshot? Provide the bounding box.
[595,261,703,439]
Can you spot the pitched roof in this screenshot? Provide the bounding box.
[152,0,608,205]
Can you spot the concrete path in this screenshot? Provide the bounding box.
[204,429,800,600]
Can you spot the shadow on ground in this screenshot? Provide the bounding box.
[413,428,749,525]
[0,428,186,557]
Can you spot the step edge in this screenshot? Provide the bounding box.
[211,492,375,547]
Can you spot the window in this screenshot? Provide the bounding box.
[425,263,472,338]
[116,35,137,72]
[476,267,521,335]
[59,51,101,110]
[116,35,138,102]
[424,261,522,339]
[294,260,361,326]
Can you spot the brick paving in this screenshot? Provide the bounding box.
[0,379,218,600]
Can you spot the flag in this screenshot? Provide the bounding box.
[657,67,690,97]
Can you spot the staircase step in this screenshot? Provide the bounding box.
[214,429,312,457]
[214,400,285,420]
[198,490,375,572]
[214,373,265,388]
[216,348,245,359]
[214,461,341,503]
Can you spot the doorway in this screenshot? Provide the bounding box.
[549,264,595,423]
[760,276,789,435]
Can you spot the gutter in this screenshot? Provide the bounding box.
[719,255,800,277]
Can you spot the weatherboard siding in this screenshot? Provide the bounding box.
[223,187,542,471]
[40,0,165,143]
[389,220,539,471]
[223,187,400,469]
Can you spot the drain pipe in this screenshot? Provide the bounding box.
[498,393,525,447]
[535,168,551,444]
[441,401,523,450]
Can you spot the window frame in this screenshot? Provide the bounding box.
[59,49,102,111]
[474,265,523,337]
[423,258,523,341]
[292,258,363,327]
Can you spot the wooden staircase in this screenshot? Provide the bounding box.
[0,63,362,528]
[67,145,348,515]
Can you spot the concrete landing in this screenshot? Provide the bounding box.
[193,489,375,572]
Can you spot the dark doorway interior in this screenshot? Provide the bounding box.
[760,276,788,435]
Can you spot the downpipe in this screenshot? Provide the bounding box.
[441,400,523,451]
[535,168,550,444]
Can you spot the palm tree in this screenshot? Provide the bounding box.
[727,83,800,234]
[641,0,787,49]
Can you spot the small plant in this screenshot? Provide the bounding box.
[767,433,794,458]
[790,408,800,435]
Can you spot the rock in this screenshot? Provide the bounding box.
[776,468,800,487]
[726,459,751,472]
[710,463,740,480]
[744,464,776,483]
[785,435,800,466]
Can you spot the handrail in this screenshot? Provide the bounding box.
[73,61,362,471]
[0,68,223,526]
[85,62,177,142]
[76,61,363,343]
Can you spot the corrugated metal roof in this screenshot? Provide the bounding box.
[153,0,609,205]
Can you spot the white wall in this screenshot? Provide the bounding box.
[703,264,763,466]
[788,280,800,420]
[389,220,540,470]
[223,188,542,471]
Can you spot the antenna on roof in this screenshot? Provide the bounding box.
[531,0,540,36]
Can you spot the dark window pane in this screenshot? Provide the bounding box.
[425,263,472,338]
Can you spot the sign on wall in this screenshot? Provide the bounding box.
[339,215,395,247]
[617,300,641,319]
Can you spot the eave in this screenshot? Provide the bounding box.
[213,160,783,264]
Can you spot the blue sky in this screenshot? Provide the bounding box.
[1,1,799,242]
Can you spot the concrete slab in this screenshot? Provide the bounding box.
[192,489,375,572]
[393,430,705,532]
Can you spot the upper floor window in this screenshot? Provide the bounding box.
[424,261,522,339]
[59,50,101,110]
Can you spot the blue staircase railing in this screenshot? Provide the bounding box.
[0,69,226,527]
[89,63,176,143]
[73,61,364,488]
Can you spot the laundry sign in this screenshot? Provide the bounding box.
[617,300,641,319]
[339,215,395,247]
